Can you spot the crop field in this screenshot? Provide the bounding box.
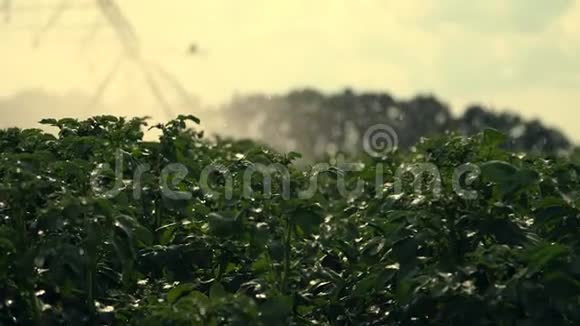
[0,115,579,325]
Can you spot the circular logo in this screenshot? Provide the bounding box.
[363,124,399,157]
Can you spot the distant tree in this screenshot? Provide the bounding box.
[217,89,571,157]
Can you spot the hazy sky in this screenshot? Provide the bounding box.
[1,0,579,139]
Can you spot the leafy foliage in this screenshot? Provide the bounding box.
[1,116,579,325]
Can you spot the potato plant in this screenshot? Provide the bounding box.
[0,116,579,325]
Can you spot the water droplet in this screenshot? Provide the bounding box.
[462,280,475,295]
[410,196,426,206]
[386,263,400,270]
[368,305,380,315]
[97,305,114,313]
[388,193,404,202]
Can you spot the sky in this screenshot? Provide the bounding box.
[1,0,579,140]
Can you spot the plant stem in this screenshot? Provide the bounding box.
[281,216,292,293]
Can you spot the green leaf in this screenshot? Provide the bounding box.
[208,212,239,237]
[287,151,302,162]
[167,283,196,303]
[482,128,507,147]
[526,243,570,271]
[395,278,413,305]
[392,237,418,266]
[290,203,324,236]
[39,118,58,126]
[481,161,518,183]
[260,296,293,324]
[209,282,227,301]
[177,114,201,124]
[252,254,270,274]
[481,161,539,197]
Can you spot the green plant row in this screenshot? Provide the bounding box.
[0,116,579,325]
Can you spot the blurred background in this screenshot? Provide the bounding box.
[1,0,578,156]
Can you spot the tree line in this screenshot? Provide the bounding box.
[210,88,570,157]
